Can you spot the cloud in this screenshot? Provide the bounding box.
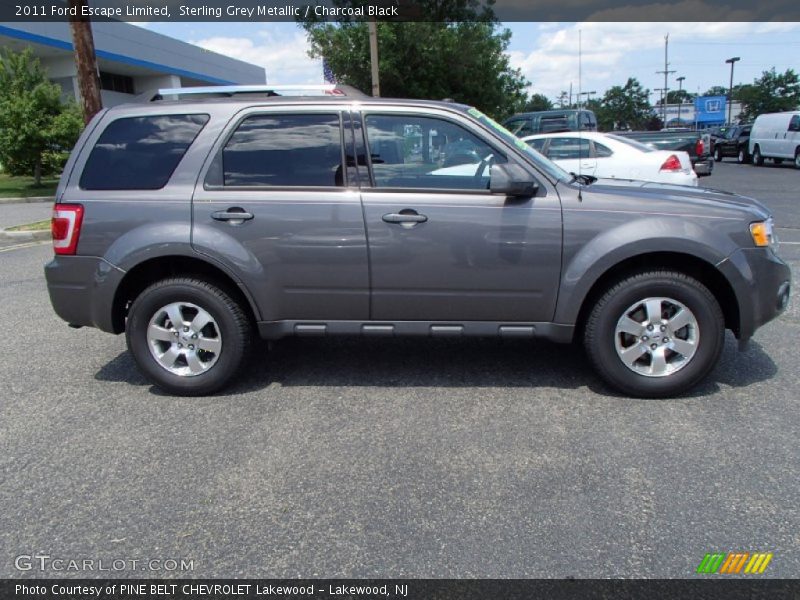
[191,29,322,84]
[507,20,800,101]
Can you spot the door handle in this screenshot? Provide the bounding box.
[382,211,428,225]
[212,209,254,222]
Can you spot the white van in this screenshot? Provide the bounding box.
[748,111,800,168]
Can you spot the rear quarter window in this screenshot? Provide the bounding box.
[79,114,209,190]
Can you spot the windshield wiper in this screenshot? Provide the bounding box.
[569,172,597,185]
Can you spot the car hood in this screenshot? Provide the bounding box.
[581,178,771,219]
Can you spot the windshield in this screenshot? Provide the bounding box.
[606,134,655,153]
[465,107,571,182]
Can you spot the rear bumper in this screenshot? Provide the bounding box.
[717,247,791,342]
[44,255,125,333]
[693,158,714,176]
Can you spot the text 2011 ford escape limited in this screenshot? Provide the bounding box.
[45,86,791,397]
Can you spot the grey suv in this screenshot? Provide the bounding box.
[45,86,791,397]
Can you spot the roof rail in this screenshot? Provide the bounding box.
[142,84,366,102]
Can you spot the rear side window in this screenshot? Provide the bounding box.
[80,114,208,190]
[222,114,343,187]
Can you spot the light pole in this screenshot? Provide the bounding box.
[578,90,596,108]
[676,76,685,125]
[653,88,664,126]
[725,56,740,125]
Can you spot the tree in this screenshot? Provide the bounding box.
[0,48,83,185]
[301,1,529,119]
[735,68,800,122]
[597,77,653,131]
[703,85,728,97]
[523,93,553,112]
[658,89,694,105]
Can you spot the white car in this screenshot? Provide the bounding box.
[521,132,698,186]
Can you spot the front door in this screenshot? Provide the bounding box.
[357,108,562,322]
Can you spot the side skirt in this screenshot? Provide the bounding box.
[257,320,575,343]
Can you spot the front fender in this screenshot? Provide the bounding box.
[554,216,739,325]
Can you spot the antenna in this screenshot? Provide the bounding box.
[578,28,583,201]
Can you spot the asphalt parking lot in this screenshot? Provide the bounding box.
[0,161,798,579]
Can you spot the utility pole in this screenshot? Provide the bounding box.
[676,75,685,125]
[368,19,380,97]
[656,34,675,127]
[68,0,102,124]
[725,56,740,125]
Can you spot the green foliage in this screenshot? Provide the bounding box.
[661,89,694,105]
[523,93,553,112]
[595,78,653,131]
[703,85,728,97]
[735,68,800,122]
[0,48,83,184]
[301,1,528,120]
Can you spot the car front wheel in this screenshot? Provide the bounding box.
[737,147,749,164]
[126,277,252,396]
[714,147,723,162]
[584,271,724,398]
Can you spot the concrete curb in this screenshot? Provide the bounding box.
[0,196,53,204]
[0,227,51,242]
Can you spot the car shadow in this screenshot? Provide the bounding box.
[95,331,777,399]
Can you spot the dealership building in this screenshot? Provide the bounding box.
[0,22,266,106]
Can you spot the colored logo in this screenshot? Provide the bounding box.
[705,99,723,112]
[697,552,773,574]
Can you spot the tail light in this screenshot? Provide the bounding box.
[696,138,704,156]
[52,204,84,255]
[659,155,683,172]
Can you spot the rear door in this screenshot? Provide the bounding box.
[544,137,597,176]
[783,114,800,158]
[356,107,562,322]
[191,105,369,323]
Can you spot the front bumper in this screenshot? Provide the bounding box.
[717,247,791,342]
[44,255,125,333]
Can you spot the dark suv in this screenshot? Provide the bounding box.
[46,86,790,397]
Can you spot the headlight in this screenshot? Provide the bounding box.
[750,218,778,251]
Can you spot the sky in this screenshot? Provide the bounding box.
[138,21,800,104]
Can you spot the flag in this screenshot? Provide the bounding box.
[323,58,336,84]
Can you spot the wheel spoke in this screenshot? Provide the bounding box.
[165,304,185,330]
[185,352,206,374]
[668,308,693,332]
[159,345,181,369]
[644,299,663,323]
[620,343,648,366]
[197,336,221,354]
[650,346,668,375]
[670,338,696,358]
[190,308,213,333]
[147,323,174,343]
[617,315,645,337]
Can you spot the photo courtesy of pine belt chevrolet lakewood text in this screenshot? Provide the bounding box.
[45,85,791,397]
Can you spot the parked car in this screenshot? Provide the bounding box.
[503,109,598,136]
[713,124,752,163]
[45,86,790,398]
[521,132,697,186]
[616,130,714,176]
[748,111,800,168]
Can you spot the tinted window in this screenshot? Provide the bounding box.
[525,138,546,152]
[365,114,505,190]
[789,115,800,132]
[546,137,591,160]
[223,114,343,187]
[594,142,613,157]
[80,114,208,190]
[506,119,533,136]
[540,116,570,133]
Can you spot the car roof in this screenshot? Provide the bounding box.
[522,131,606,140]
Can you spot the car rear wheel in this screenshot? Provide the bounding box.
[126,277,252,396]
[795,149,800,169]
[737,147,749,164]
[583,271,724,398]
[753,145,764,166]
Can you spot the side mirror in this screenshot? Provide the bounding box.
[490,163,539,198]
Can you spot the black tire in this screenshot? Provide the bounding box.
[583,271,724,398]
[795,149,800,170]
[737,147,749,164]
[753,145,764,166]
[126,277,252,396]
[714,147,723,162]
